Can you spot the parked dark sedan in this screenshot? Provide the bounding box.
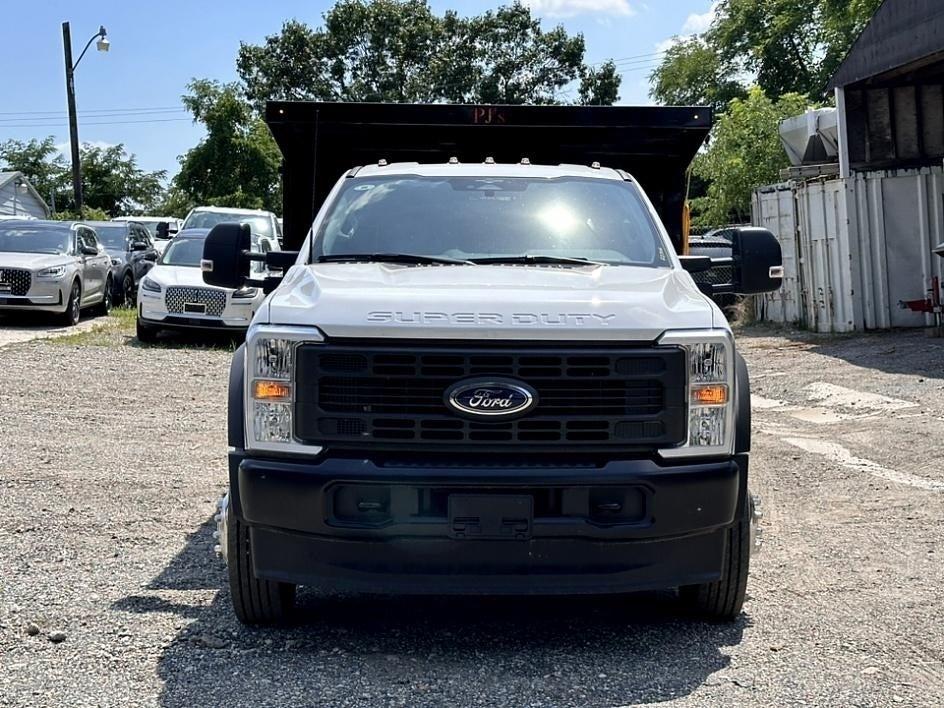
[86,221,159,305]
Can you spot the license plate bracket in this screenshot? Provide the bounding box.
[448,494,533,540]
[184,302,207,314]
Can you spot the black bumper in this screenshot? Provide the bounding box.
[230,451,747,594]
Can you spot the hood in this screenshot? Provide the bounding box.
[0,252,73,271]
[263,263,717,341]
[148,264,227,289]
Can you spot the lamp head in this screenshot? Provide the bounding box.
[96,26,109,53]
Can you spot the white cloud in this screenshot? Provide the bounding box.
[681,1,720,34]
[525,0,635,18]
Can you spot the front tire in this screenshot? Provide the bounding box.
[59,280,81,326]
[120,272,135,307]
[228,506,296,625]
[136,319,159,344]
[679,493,751,621]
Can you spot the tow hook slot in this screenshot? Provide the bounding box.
[449,495,533,540]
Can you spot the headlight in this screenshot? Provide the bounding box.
[658,330,735,459]
[36,265,67,279]
[245,325,324,454]
[141,277,162,293]
[110,258,122,267]
[232,286,259,299]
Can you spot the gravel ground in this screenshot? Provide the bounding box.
[1,323,942,707]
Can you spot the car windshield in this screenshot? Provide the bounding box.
[124,220,163,239]
[312,176,671,267]
[0,224,72,255]
[160,238,205,267]
[94,226,130,250]
[183,211,273,238]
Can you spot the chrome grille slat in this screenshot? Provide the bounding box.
[165,286,226,316]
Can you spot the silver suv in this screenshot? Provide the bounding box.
[0,220,112,325]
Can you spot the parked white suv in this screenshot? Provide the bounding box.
[136,227,277,342]
[181,207,281,245]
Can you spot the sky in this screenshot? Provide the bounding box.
[0,0,717,185]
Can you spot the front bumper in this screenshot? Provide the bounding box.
[0,282,66,313]
[229,451,748,594]
[138,292,257,330]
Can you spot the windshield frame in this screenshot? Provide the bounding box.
[307,174,674,268]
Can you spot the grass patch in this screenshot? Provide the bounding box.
[50,305,242,351]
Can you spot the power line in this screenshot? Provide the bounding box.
[0,109,188,124]
[0,117,193,129]
[0,105,185,117]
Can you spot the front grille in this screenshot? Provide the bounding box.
[165,287,226,316]
[0,268,31,296]
[295,344,687,451]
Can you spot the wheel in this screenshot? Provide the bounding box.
[93,277,113,316]
[136,319,160,344]
[59,280,81,326]
[120,272,135,307]
[227,504,296,625]
[679,493,752,621]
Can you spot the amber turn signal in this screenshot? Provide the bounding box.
[253,380,292,401]
[692,384,728,406]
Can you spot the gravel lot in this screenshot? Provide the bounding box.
[1,321,942,707]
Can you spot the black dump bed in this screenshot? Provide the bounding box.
[266,102,712,252]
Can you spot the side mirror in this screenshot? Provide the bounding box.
[156,222,170,239]
[130,241,148,252]
[80,245,99,256]
[201,222,251,289]
[731,227,783,294]
[143,252,158,262]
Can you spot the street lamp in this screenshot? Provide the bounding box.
[61,22,109,215]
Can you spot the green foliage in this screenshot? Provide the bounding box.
[237,1,620,107]
[692,88,811,227]
[78,144,166,217]
[171,80,282,213]
[650,0,881,110]
[52,206,110,221]
[1,137,165,217]
[710,0,882,101]
[0,137,69,208]
[649,37,746,113]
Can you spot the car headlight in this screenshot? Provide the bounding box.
[658,330,735,459]
[110,258,122,267]
[244,325,324,454]
[232,286,259,299]
[141,277,162,293]
[36,265,67,279]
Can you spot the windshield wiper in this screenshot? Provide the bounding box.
[469,254,604,266]
[317,253,475,265]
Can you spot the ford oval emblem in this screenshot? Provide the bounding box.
[445,378,538,418]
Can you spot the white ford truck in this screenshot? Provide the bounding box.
[200,103,783,625]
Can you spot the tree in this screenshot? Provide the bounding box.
[691,87,810,227]
[171,80,281,213]
[237,1,620,108]
[0,137,163,216]
[79,144,166,216]
[649,0,881,110]
[649,37,746,112]
[709,0,882,100]
[0,137,69,208]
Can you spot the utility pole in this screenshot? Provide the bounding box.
[61,22,108,216]
[62,22,82,214]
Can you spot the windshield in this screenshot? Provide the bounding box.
[183,211,273,238]
[94,226,130,250]
[0,224,72,255]
[122,220,163,239]
[159,238,204,267]
[312,176,671,267]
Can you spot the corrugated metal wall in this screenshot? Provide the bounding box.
[752,166,944,332]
